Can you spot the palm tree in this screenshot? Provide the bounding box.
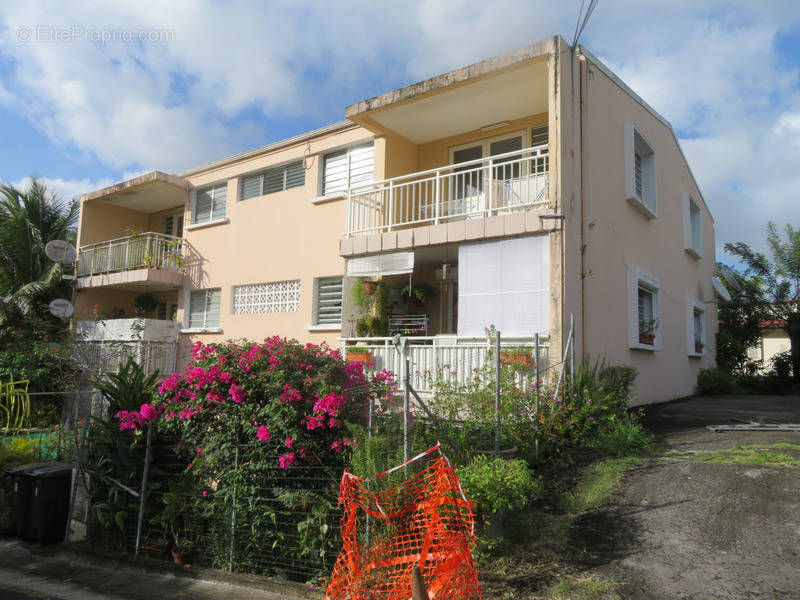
[0,178,78,322]
[725,221,800,380]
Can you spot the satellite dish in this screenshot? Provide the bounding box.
[49,298,74,318]
[45,240,77,264]
[719,268,743,293]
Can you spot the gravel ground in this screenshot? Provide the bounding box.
[592,395,800,600]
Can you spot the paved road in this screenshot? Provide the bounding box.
[596,395,800,600]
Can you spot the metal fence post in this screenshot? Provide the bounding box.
[404,357,410,468]
[569,313,575,382]
[229,446,239,572]
[495,331,501,457]
[134,422,153,557]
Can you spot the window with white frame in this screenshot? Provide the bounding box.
[193,183,227,224]
[683,194,703,258]
[322,143,374,196]
[628,267,660,350]
[625,122,656,217]
[687,299,706,355]
[188,289,221,329]
[232,280,300,314]
[240,160,305,201]
[313,276,343,326]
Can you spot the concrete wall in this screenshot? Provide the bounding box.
[77,202,149,246]
[177,124,374,364]
[570,51,717,404]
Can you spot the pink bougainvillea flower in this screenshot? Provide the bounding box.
[285,437,294,448]
[279,452,297,469]
[202,490,208,497]
[228,383,246,404]
[139,403,159,421]
[256,424,271,442]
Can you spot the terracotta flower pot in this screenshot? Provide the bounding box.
[363,281,377,294]
[695,342,704,354]
[639,333,655,345]
[500,352,532,367]
[347,351,373,363]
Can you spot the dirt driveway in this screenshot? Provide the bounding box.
[590,395,800,600]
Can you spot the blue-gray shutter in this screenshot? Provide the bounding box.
[241,174,262,200]
[211,185,226,220]
[194,188,213,223]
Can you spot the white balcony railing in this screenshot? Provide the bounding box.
[342,335,550,393]
[346,145,549,237]
[74,340,177,376]
[77,232,183,277]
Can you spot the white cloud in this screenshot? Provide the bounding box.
[1,1,800,257]
[5,175,115,202]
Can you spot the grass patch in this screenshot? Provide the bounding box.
[693,444,800,467]
[559,457,638,514]
[544,573,622,600]
[584,418,656,457]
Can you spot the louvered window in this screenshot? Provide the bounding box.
[194,183,227,224]
[634,153,643,199]
[188,289,221,329]
[322,143,374,196]
[232,280,300,314]
[314,276,343,325]
[240,160,305,201]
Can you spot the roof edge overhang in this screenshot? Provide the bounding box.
[346,36,562,121]
[82,171,186,203]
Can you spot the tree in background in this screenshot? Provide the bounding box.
[725,222,800,380]
[0,178,78,324]
[715,263,770,377]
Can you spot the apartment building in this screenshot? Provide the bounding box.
[74,36,720,404]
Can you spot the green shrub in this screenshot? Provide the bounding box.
[696,367,742,396]
[456,455,541,516]
[584,416,655,456]
[0,436,35,468]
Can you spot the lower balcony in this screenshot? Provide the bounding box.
[76,232,184,290]
[341,334,550,394]
[75,318,179,376]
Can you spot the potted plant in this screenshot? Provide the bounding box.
[351,280,391,338]
[694,340,705,354]
[154,476,198,565]
[134,293,158,318]
[346,347,373,363]
[400,283,435,310]
[638,319,658,345]
[499,348,533,368]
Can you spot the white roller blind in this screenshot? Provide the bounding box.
[346,251,414,277]
[457,236,549,336]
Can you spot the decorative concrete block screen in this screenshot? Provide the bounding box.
[232,280,301,314]
[457,235,549,336]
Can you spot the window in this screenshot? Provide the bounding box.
[193,183,227,224]
[625,122,656,217]
[241,160,305,201]
[531,125,549,174]
[628,267,660,350]
[313,276,344,326]
[163,214,184,237]
[322,143,374,196]
[232,280,300,314]
[683,194,703,258]
[687,299,706,356]
[188,289,221,329]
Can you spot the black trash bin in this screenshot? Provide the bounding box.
[8,462,52,538]
[28,463,73,542]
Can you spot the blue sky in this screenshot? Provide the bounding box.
[0,1,799,258]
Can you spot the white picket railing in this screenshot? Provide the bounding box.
[77,232,183,276]
[342,335,550,393]
[345,145,549,237]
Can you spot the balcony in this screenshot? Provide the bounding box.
[345,146,548,237]
[342,335,550,394]
[77,232,184,290]
[75,318,179,376]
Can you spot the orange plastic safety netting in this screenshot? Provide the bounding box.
[325,444,482,600]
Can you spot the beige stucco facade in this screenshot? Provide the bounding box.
[74,35,717,404]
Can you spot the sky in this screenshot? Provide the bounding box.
[0,1,799,260]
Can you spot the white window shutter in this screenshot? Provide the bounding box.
[189,291,206,328]
[323,150,348,195]
[194,189,213,224]
[241,174,262,200]
[315,276,343,324]
[211,185,226,221]
[348,144,374,188]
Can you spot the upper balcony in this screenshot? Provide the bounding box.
[344,145,548,237]
[76,232,184,290]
